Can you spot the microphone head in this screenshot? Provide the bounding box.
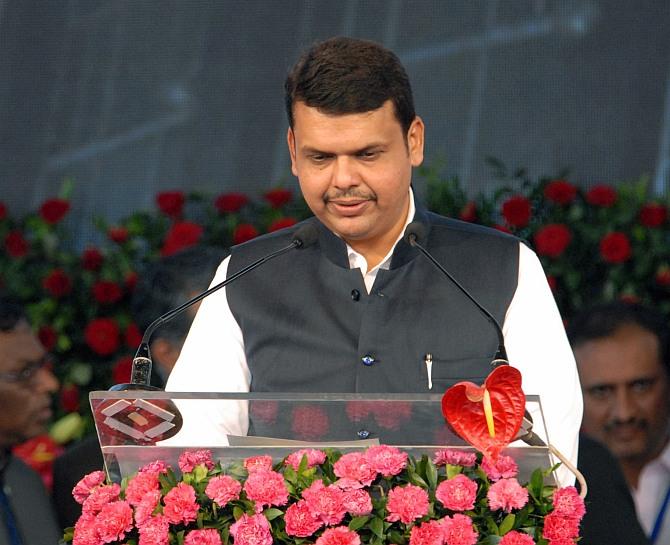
[292,223,319,249]
[404,221,427,246]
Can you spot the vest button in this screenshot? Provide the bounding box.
[361,354,376,366]
[357,429,371,439]
[351,289,360,301]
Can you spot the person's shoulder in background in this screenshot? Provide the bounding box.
[578,433,650,545]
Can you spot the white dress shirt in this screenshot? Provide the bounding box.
[166,191,582,487]
[634,439,670,543]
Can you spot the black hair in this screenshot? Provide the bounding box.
[0,295,27,332]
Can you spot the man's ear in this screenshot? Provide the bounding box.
[407,116,425,167]
[287,127,298,176]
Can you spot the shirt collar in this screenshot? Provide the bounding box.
[346,188,416,274]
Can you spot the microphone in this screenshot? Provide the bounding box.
[404,222,508,366]
[112,222,320,391]
[404,222,545,446]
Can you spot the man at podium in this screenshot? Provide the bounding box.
[165,37,582,487]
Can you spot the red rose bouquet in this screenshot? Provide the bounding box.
[63,445,584,545]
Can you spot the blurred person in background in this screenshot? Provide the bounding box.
[0,294,61,544]
[569,301,670,544]
[52,246,226,528]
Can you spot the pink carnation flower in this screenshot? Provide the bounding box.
[487,479,529,513]
[333,452,378,487]
[433,450,477,467]
[542,512,580,541]
[552,486,586,520]
[230,513,273,545]
[94,500,134,543]
[139,459,170,476]
[365,445,408,477]
[342,489,373,516]
[184,528,223,545]
[385,484,430,524]
[138,514,170,545]
[481,455,518,481]
[302,480,347,525]
[72,470,106,504]
[179,449,215,473]
[435,474,478,511]
[163,482,199,525]
[315,526,361,545]
[499,530,536,545]
[244,455,274,473]
[72,512,97,545]
[125,470,160,506]
[409,520,446,545]
[134,489,162,526]
[243,469,289,511]
[205,474,242,507]
[285,448,327,470]
[284,499,323,537]
[82,483,121,514]
[441,514,478,545]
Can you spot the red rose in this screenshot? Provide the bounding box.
[39,198,70,224]
[38,326,57,351]
[493,224,512,234]
[656,266,670,287]
[84,318,120,356]
[160,221,204,256]
[546,275,558,292]
[125,271,138,291]
[533,224,572,258]
[215,192,250,213]
[544,179,577,205]
[501,195,531,228]
[586,184,617,207]
[459,201,477,222]
[81,247,104,271]
[639,203,667,228]
[42,269,72,298]
[599,232,631,263]
[108,226,129,243]
[59,384,80,413]
[112,356,133,384]
[0,201,6,220]
[156,191,185,218]
[233,223,260,245]
[264,188,293,209]
[92,280,123,304]
[4,230,29,257]
[268,217,298,232]
[125,323,143,348]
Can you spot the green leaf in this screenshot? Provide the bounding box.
[348,516,369,531]
[425,458,438,489]
[264,508,284,521]
[499,513,516,534]
[233,506,245,520]
[369,517,385,539]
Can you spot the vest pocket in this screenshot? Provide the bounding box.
[427,356,493,390]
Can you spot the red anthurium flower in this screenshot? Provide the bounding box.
[599,232,631,263]
[43,269,73,298]
[585,184,617,207]
[39,198,70,224]
[215,192,250,214]
[156,191,186,218]
[543,179,577,205]
[442,366,526,459]
[4,230,29,257]
[533,224,572,258]
[639,202,667,228]
[501,196,531,228]
[264,188,293,209]
[268,217,298,232]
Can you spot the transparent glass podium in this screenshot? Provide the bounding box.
[90,391,555,484]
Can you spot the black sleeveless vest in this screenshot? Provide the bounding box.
[226,207,519,394]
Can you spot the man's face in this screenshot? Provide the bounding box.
[0,320,59,448]
[287,100,424,254]
[576,323,670,463]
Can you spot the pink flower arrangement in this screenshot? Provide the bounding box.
[63,446,584,545]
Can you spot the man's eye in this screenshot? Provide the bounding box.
[358,151,379,160]
[309,154,330,163]
[631,379,655,393]
[586,385,612,400]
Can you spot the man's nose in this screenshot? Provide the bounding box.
[332,157,359,188]
[612,388,637,422]
[35,365,60,394]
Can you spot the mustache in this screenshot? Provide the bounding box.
[604,418,647,433]
[323,189,377,203]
